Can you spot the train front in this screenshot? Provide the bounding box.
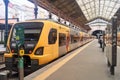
[4,22,44,70]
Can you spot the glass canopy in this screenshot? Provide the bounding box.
[87,18,109,30]
[86,18,110,26]
[76,0,120,21]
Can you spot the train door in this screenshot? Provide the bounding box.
[48,28,58,59]
[58,26,69,56]
[59,32,67,56]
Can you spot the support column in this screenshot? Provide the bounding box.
[34,1,38,19]
[34,7,38,19]
[3,0,9,47]
[49,12,52,19]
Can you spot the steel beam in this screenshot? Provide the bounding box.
[30,0,87,30]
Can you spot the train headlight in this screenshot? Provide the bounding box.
[35,47,44,55]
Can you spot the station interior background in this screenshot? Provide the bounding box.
[0,0,119,42]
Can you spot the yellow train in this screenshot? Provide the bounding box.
[105,32,120,45]
[4,19,93,70]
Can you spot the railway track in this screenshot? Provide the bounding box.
[0,67,6,72]
[0,55,41,79]
[0,51,19,80]
[0,65,42,80]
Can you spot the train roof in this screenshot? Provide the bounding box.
[14,18,86,33]
[27,19,82,32]
[27,18,68,26]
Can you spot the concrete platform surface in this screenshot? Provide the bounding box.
[25,40,120,80]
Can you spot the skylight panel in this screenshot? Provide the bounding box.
[91,8,95,11]
[107,7,113,12]
[89,0,93,2]
[81,6,86,11]
[91,13,95,19]
[114,4,120,9]
[104,1,110,6]
[85,4,90,9]
[100,1,104,5]
[105,12,110,18]
[109,2,115,7]
[90,14,93,19]
[100,4,104,8]
[76,0,120,20]
[100,12,102,16]
[93,13,96,17]
[87,9,91,13]
[96,11,99,16]
[103,6,107,12]
[83,0,89,4]
[114,0,119,2]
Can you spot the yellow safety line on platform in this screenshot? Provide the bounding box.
[33,41,94,80]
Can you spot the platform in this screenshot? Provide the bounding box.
[25,39,120,80]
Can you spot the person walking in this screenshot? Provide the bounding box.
[98,37,102,48]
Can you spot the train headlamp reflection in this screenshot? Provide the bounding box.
[35,47,43,55]
[11,50,14,53]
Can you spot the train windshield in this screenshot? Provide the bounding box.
[11,22,43,42]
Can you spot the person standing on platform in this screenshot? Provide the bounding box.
[98,37,102,48]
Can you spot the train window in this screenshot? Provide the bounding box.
[70,35,74,43]
[59,33,66,46]
[11,22,43,42]
[11,29,16,41]
[70,35,80,43]
[48,28,57,44]
[24,30,41,41]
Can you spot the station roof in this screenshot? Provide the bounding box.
[47,0,89,30]
[29,0,91,31]
[76,0,120,21]
[30,0,120,31]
